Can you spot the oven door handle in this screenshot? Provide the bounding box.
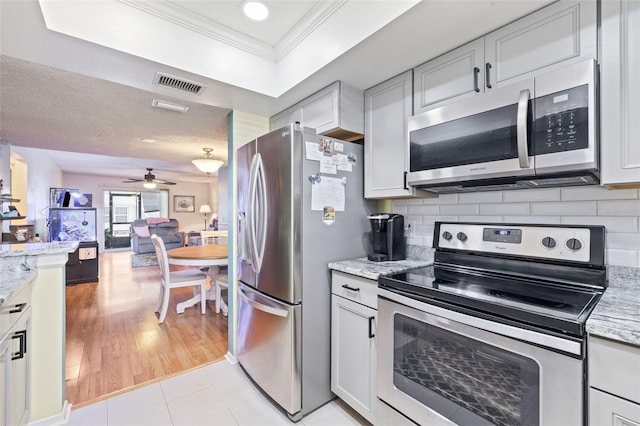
[517,89,530,169]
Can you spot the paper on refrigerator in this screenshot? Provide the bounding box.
[311,176,346,211]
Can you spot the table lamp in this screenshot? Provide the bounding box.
[199,204,212,231]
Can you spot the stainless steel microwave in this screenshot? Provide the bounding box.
[407,60,598,193]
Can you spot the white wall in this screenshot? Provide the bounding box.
[63,173,214,251]
[11,146,64,238]
[393,186,640,267]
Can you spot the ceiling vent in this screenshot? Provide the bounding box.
[153,72,205,95]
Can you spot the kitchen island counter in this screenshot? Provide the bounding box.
[0,241,78,304]
[587,266,640,347]
[0,240,77,424]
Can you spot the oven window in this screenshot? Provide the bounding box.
[409,104,520,171]
[393,314,540,426]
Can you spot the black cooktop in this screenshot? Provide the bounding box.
[379,264,604,337]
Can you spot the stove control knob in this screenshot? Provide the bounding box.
[566,238,582,251]
[541,237,557,248]
[456,232,468,242]
[442,231,453,241]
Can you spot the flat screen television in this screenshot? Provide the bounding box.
[50,187,80,207]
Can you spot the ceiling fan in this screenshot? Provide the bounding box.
[122,168,176,188]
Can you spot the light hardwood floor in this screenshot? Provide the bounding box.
[65,250,228,408]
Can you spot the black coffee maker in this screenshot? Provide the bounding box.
[367,213,406,262]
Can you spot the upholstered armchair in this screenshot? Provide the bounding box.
[131,218,185,254]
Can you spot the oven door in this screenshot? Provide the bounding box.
[407,79,534,188]
[378,289,584,426]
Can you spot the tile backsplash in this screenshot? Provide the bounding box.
[393,186,640,267]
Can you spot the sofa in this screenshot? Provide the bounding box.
[130,219,185,254]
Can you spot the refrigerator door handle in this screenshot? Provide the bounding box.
[254,154,268,272]
[248,153,260,272]
[238,286,289,317]
[237,212,251,264]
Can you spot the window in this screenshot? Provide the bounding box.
[114,206,129,223]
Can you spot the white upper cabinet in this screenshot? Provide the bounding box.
[485,1,597,89]
[414,1,597,114]
[413,39,484,114]
[365,71,431,199]
[600,0,640,186]
[270,82,364,139]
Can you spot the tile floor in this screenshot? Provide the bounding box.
[68,359,369,426]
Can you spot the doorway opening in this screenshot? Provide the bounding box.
[103,190,169,250]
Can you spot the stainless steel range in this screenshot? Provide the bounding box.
[377,222,607,426]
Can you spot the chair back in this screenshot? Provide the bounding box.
[200,230,228,245]
[151,234,170,281]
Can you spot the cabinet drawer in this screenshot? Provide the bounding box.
[590,388,640,426]
[331,271,377,309]
[589,336,640,404]
[0,280,33,336]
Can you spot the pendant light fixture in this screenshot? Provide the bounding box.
[192,148,224,175]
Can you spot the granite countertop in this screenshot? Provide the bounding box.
[587,266,640,347]
[329,247,435,280]
[0,270,38,305]
[328,258,433,280]
[0,241,79,257]
[0,241,79,305]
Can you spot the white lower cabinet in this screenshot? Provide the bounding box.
[589,336,640,426]
[590,388,640,426]
[331,271,377,423]
[1,282,32,426]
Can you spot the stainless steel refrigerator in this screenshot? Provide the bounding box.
[236,124,374,421]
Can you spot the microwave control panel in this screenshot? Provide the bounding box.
[533,84,589,155]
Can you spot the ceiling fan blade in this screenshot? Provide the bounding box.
[122,179,144,183]
[153,179,176,185]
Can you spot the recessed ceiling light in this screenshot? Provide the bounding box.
[151,99,189,113]
[242,0,269,21]
[140,138,157,144]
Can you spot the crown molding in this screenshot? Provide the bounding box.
[274,0,347,61]
[116,0,276,62]
[116,0,348,65]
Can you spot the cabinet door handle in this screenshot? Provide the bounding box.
[403,171,409,190]
[341,284,360,292]
[11,330,27,360]
[473,67,480,92]
[485,62,493,89]
[9,302,26,314]
[368,316,375,338]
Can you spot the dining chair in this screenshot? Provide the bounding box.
[151,234,208,323]
[199,230,229,316]
[200,230,228,245]
[214,274,229,316]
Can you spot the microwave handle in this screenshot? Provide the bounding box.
[517,89,530,168]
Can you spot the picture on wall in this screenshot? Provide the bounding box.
[74,194,93,207]
[173,195,195,212]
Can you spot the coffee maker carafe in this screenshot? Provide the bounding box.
[367,213,406,262]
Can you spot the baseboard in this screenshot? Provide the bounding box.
[28,400,72,426]
[225,351,238,365]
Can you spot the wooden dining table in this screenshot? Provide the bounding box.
[166,244,228,312]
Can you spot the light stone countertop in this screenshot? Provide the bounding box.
[586,266,640,347]
[0,241,78,305]
[328,246,435,281]
[0,241,79,257]
[330,247,639,348]
[0,270,38,305]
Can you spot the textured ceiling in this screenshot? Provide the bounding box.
[0,55,229,182]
